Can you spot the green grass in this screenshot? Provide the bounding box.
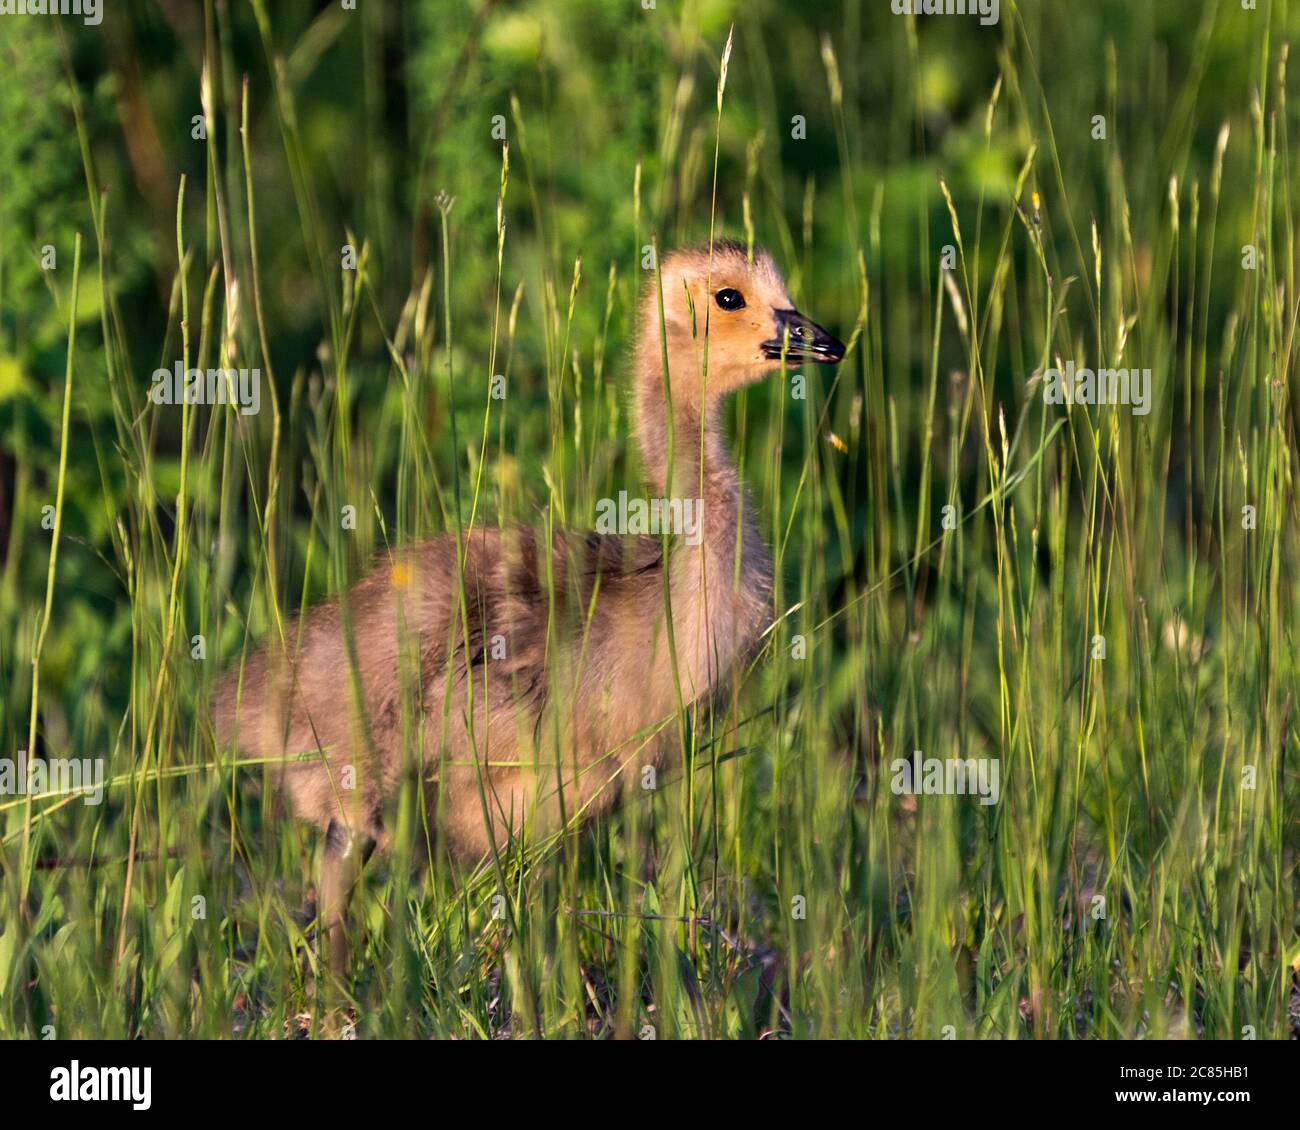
[1,0,1297,1039]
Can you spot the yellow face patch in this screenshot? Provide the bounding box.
[390,562,413,590]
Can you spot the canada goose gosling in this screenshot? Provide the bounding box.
[214,239,844,971]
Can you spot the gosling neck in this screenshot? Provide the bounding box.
[633,343,734,503]
[632,339,775,700]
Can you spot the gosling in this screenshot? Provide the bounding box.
[213,239,844,968]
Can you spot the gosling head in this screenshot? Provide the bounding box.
[639,239,845,409]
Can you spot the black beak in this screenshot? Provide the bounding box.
[762,308,845,364]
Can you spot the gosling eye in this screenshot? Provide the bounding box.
[714,288,746,311]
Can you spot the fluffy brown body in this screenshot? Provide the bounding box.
[213,241,843,968]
